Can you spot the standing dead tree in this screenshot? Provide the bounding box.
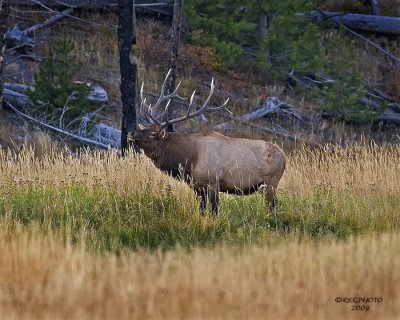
[0,0,9,109]
[165,0,184,132]
[118,0,139,154]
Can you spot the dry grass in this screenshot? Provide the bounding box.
[282,143,400,196]
[0,144,399,244]
[0,226,399,319]
[1,142,399,206]
[0,140,399,319]
[0,147,185,193]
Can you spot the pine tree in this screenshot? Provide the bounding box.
[28,29,91,127]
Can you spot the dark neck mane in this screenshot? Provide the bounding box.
[142,133,197,178]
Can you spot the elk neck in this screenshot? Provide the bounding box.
[141,132,198,179]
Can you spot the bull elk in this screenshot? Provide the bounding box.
[128,71,286,215]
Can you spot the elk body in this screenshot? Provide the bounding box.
[128,71,286,215]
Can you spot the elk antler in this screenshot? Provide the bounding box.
[140,70,231,128]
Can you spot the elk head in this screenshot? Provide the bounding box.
[127,123,168,148]
[128,69,231,146]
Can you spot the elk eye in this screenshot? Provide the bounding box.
[150,132,157,138]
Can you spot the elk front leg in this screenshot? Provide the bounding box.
[207,185,219,215]
[195,186,219,215]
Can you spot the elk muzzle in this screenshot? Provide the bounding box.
[127,132,136,142]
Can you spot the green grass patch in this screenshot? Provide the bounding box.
[1,182,399,252]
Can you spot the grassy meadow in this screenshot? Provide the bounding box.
[0,143,399,319]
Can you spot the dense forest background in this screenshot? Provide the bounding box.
[1,0,400,151]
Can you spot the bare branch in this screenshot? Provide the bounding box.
[59,91,76,129]
[5,101,110,149]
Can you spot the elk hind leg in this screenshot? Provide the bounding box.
[262,183,277,211]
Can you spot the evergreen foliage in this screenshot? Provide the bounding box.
[259,0,323,77]
[184,1,259,68]
[28,29,92,127]
[315,27,385,123]
[184,0,322,74]
[184,1,381,123]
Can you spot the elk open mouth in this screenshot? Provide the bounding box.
[127,134,136,142]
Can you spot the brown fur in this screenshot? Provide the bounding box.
[128,125,286,215]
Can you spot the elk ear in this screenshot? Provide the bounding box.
[159,128,167,140]
[138,124,146,130]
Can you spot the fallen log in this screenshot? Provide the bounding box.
[379,104,400,124]
[5,8,72,49]
[309,10,400,35]
[24,8,72,35]
[213,109,314,145]
[310,10,400,64]
[3,88,29,106]
[216,97,309,130]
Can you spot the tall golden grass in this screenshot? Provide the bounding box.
[283,143,400,196]
[0,144,399,319]
[0,227,399,319]
[1,143,399,198]
[0,146,195,209]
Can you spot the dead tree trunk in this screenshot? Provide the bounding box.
[257,9,268,36]
[0,0,9,110]
[118,0,138,154]
[166,0,184,132]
